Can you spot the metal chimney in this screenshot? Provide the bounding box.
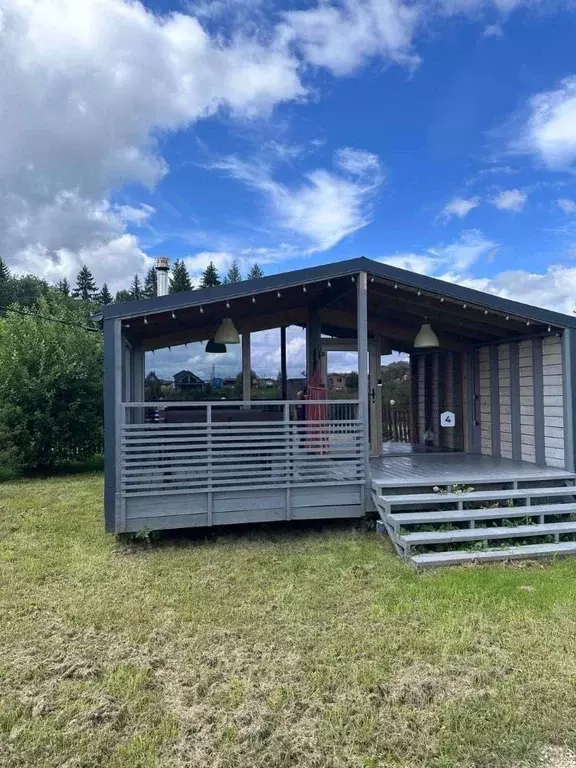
[155,257,170,296]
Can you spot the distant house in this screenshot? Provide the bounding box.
[327,373,347,390]
[255,376,276,388]
[144,371,171,399]
[173,370,205,393]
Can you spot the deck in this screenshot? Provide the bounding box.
[370,451,575,491]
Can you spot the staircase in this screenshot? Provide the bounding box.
[373,479,576,568]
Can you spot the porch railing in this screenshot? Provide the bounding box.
[382,405,412,443]
[119,400,364,498]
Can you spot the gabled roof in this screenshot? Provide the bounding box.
[102,257,576,330]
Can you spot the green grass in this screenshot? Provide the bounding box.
[2,476,576,767]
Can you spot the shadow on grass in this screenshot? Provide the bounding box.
[118,515,378,552]
[21,453,105,479]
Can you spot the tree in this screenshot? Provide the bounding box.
[0,257,10,309]
[169,260,192,293]
[200,261,221,288]
[56,278,70,297]
[380,360,410,407]
[224,260,242,284]
[130,274,142,300]
[97,283,113,306]
[247,263,264,279]
[143,265,157,298]
[9,275,51,309]
[72,265,98,301]
[0,294,104,473]
[115,289,132,303]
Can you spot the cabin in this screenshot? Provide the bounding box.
[173,369,204,394]
[102,257,576,566]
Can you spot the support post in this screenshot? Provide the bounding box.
[280,326,287,400]
[357,271,370,508]
[242,332,251,405]
[103,318,124,533]
[306,308,321,381]
[131,340,145,424]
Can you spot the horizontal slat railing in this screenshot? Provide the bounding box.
[120,400,364,497]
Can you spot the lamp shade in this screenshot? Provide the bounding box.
[205,339,227,354]
[214,317,240,344]
[414,323,439,349]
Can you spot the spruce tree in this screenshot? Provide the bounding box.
[224,260,242,284]
[56,277,70,296]
[0,257,11,308]
[200,261,221,288]
[0,257,10,283]
[72,265,98,301]
[169,260,192,293]
[247,263,264,279]
[115,289,132,303]
[97,283,113,306]
[130,274,142,300]
[143,265,157,298]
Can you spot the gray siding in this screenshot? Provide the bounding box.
[476,336,567,470]
[542,335,565,468]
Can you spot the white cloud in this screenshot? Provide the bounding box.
[438,197,481,223]
[557,198,576,214]
[483,23,504,37]
[514,76,576,171]
[283,0,420,76]
[0,0,305,285]
[211,149,384,252]
[490,188,528,212]
[381,230,498,275]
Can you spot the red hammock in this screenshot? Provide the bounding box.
[304,368,329,453]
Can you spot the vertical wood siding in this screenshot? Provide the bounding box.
[498,344,513,459]
[478,346,492,455]
[444,352,455,450]
[418,355,426,443]
[542,335,566,468]
[518,339,536,463]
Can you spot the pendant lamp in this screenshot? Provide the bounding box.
[205,339,227,354]
[414,322,439,349]
[214,317,240,344]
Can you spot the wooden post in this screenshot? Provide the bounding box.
[280,326,287,400]
[242,332,251,405]
[357,271,370,508]
[306,308,321,380]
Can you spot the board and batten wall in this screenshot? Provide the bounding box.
[410,351,464,451]
[474,335,567,469]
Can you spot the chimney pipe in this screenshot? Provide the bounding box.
[155,257,170,296]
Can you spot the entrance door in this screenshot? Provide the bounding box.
[320,338,383,457]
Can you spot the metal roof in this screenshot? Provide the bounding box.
[102,256,576,330]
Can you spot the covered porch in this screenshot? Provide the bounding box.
[102,257,576,535]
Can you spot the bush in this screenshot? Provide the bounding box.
[0,296,103,474]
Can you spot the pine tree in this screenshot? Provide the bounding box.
[0,257,10,283]
[169,260,192,293]
[72,265,98,301]
[115,289,132,303]
[224,260,242,284]
[130,274,142,300]
[143,265,157,298]
[200,261,221,288]
[247,263,264,280]
[97,283,113,306]
[56,278,70,296]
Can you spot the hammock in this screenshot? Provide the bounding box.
[304,368,329,453]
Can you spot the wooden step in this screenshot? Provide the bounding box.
[378,485,576,510]
[410,541,576,568]
[400,520,576,546]
[388,502,576,529]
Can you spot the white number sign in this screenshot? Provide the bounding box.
[440,411,456,428]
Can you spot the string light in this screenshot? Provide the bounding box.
[484,309,488,315]
[327,281,331,287]
[417,290,421,296]
[548,326,552,332]
[277,291,281,298]
[226,301,230,308]
[0,304,101,333]
[171,312,177,320]
[143,317,148,325]
[394,284,398,290]
[440,297,445,303]
[199,306,204,313]
[303,285,307,292]
[463,303,467,309]
[251,296,256,303]
[505,315,510,321]
[351,276,355,283]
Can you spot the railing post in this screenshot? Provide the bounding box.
[284,402,291,520]
[207,404,213,526]
[357,271,370,510]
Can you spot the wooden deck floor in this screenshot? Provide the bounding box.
[370,452,575,490]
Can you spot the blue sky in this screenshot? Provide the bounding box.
[3,0,576,376]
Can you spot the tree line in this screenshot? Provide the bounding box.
[55,258,265,307]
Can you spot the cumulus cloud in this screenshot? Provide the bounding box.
[381,230,498,275]
[514,76,576,171]
[0,0,305,287]
[490,188,528,212]
[283,0,421,76]
[438,197,481,223]
[557,198,576,214]
[211,149,383,252]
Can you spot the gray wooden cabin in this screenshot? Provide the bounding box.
[102,258,576,564]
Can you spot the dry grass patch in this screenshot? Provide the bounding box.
[2,474,576,766]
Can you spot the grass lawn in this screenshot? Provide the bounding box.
[2,476,576,767]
